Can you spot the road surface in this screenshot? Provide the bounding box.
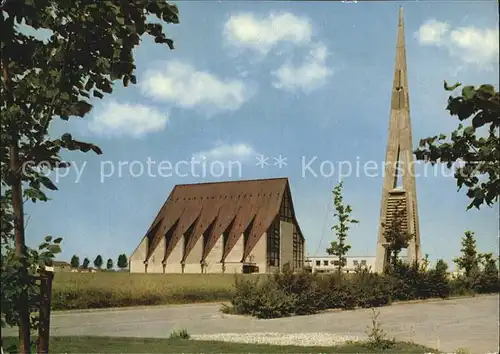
[4,295,499,353]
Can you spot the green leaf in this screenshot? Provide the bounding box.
[462,86,476,100]
[44,236,53,242]
[463,126,475,136]
[40,176,58,191]
[61,133,72,142]
[47,245,61,254]
[75,101,93,117]
[85,78,95,91]
[54,237,63,244]
[116,16,125,25]
[478,84,495,95]
[444,81,461,91]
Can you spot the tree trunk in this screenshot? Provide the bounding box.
[11,141,31,354]
[3,53,31,354]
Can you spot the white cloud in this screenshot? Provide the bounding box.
[449,26,499,65]
[224,12,312,55]
[416,20,499,66]
[141,61,253,114]
[416,19,450,45]
[192,142,257,161]
[88,101,167,138]
[272,43,332,92]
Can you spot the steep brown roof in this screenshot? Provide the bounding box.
[144,177,302,264]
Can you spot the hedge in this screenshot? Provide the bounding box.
[223,260,500,319]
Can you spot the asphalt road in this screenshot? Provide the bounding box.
[4,295,499,353]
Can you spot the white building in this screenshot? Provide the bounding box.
[304,255,410,273]
[304,255,376,273]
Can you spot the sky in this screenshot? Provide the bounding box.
[21,0,499,269]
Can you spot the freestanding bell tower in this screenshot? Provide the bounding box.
[375,7,421,273]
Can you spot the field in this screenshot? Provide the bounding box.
[52,272,263,310]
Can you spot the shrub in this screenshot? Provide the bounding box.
[228,276,262,315]
[364,308,396,350]
[293,279,327,315]
[352,271,392,308]
[315,273,355,310]
[228,268,319,318]
[273,266,326,315]
[169,329,190,340]
[227,258,499,319]
[449,276,475,297]
[384,261,421,301]
[474,256,500,294]
[425,260,451,298]
[251,282,297,319]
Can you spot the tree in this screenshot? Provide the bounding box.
[93,255,103,270]
[419,253,430,272]
[453,230,479,278]
[382,203,413,268]
[0,235,61,349]
[429,259,451,298]
[106,258,113,271]
[326,181,359,272]
[476,253,500,293]
[1,1,179,351]
[117,254,128,270]
[434,259,449,274]
[415,82,499,210]
[82,258,90,270]
[70,255,79,269]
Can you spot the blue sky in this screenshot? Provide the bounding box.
[23,1,498,269]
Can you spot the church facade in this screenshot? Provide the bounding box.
[130,177,305,274]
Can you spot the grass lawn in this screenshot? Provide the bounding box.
[2,336,439,353]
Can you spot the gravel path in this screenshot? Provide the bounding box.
[3,294,499,353]
[191,332,360,346]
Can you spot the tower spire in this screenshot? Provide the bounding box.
[392,6,408,111]
[375,8,421,272]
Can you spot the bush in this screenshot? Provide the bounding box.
[352,271,392,308]
[228,268,318,318]
[384,261,421,301]
[273,265,327,315]
[449,277,475,296]
[320,273,356,310]
[226,258,499,319]
[383,260,452,301]
[251,282,297,319]
[425,260,452,298]
[228,276,262,315]
[169,329,190,340]
[474,257,500,294]
[449,256,499,296]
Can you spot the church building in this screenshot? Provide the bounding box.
[130,177,305,274]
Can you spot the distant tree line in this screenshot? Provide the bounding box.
[69,254,128,271]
